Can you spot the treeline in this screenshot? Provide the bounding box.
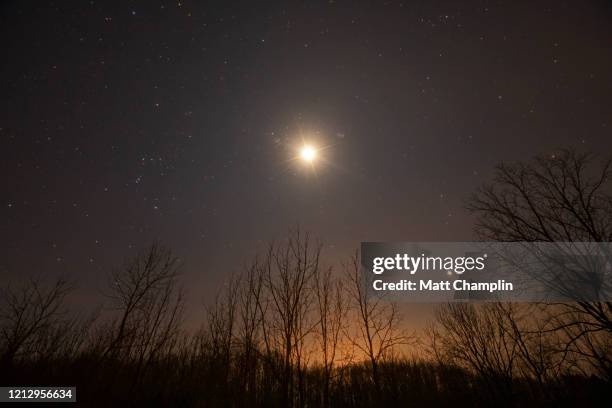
[0,237,609,407]
[1,234,408,407]
[1,149,611,407]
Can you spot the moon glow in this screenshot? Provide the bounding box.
[300,145,317,163]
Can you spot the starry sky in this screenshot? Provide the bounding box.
[1,1,611,321]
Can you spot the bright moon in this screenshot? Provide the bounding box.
[300,145,317,163]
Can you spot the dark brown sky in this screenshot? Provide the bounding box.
[1,0,611,324]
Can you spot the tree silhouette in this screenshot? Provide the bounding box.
[467,149,612,379]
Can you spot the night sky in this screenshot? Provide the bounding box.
[1,1,611,321]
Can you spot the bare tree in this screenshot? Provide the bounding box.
[0,277,73,367]
[313,265,346,408]
[236,259,265,399]
[430,303,517,401]
[492,303,564,385]
[104,242,184,386]
[205,272,240,386]
[467,149,612,379]
[263,229,320,407]
[344,251,408,392]
[468,149,612,243]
